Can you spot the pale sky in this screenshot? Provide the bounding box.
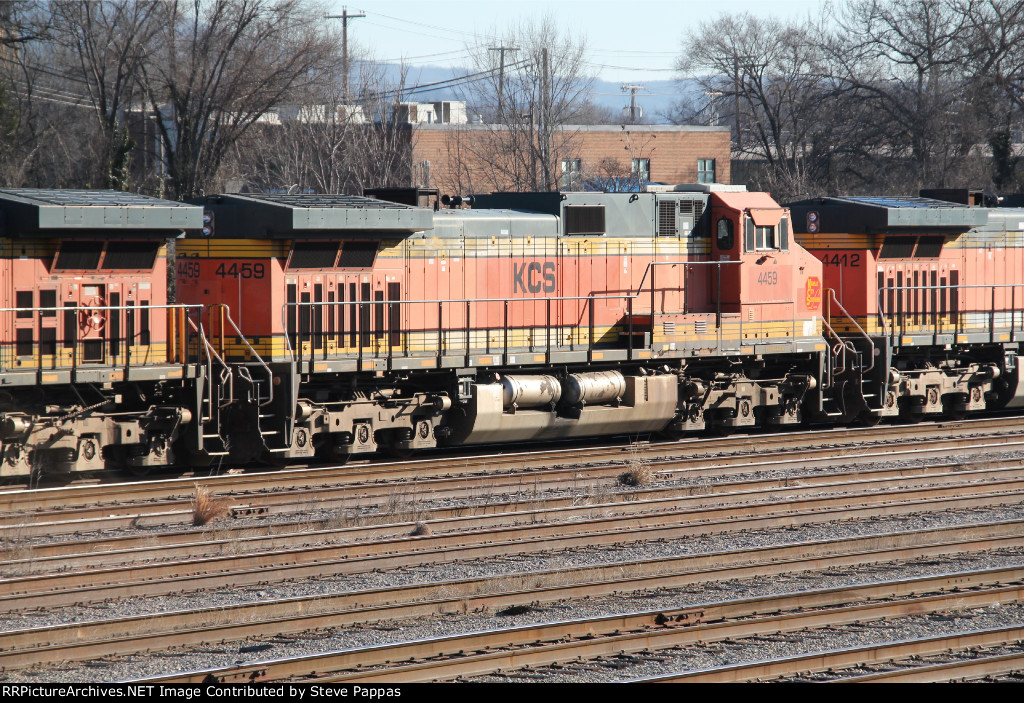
[328,0,829,83]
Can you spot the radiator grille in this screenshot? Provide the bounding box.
[564,206,605,235]
[658,201,676,236]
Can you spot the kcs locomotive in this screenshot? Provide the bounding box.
[0,183,1020,478]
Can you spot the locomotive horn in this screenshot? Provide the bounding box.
[441,194,473,208]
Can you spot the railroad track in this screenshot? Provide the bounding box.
[3,417,1024,682]
[4,422,1024,539]
[7,451,1024,564]
[127,568,1024,684]
[6,463,1024,606]
[6,517,1024,671]
[3,416,1019,517]
[637,627,1024,682]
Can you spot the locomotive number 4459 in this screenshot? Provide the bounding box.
[215,262,266,279]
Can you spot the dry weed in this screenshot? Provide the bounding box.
[191,484,229,526]
[618,445,655,487]
[410,521,433,536]
[618,464,654,487]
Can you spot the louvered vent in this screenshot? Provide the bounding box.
[693,201,704,236]
[658,201,677,236]
[565,206,605,235]
[338,241,379,268]
[694,320,707,334]
[54,241,103,270]
[289,242,340,269]
[104,242,159,270]
[663,321,676,335]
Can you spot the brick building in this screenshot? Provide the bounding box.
[410,123,732,195]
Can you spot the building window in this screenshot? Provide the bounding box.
[561,158,581,190]
[631,158,650,183]
[697,158,716,184]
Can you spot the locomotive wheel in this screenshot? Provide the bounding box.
[316,438,352,465]
[943,406,969,421]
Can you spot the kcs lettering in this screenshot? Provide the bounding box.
[513,261,556,294]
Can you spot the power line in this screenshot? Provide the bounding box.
[584,62,677,73]
[356,10,502,44]
[363,58,531,102]
[364,48,474,63]
[0,55,93,86]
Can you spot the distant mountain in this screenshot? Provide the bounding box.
[364,62,702,125]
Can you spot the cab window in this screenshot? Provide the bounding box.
[716,217,734,250]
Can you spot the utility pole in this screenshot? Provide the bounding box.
[326,7,366,102]
[731,53,755,150]
[488,45,518,118]
[540,47,551,190]
[621,84,644,124]
[733,55,742,149]
[704,90,722,126]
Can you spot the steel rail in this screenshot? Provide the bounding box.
[4,431,1023,533]
[8,463,1024,573]
[135,581,1024,684]
[5,560,1024,672]
[4,511,1024,613]
[3,416,1019,513]
[836,650,1024,682]
[637,624,1024,683]
[12,455,1024,557]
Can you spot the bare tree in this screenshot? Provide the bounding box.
[678,13,843,199]
[51,1,159,190]
[225,59,414,195]
[0,2,109,188]
[136,0,333,200]
[824,0,984,190]
[460,17,594,191]
[960,0,1024,190]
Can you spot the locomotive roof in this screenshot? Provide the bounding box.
[198,193,434,237]
[0,188,202,235]
[786,195,989,234]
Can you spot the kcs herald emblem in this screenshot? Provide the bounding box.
[805,276,822,311]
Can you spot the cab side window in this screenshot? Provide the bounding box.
[716,217,734,250]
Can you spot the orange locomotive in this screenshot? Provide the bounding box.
[5,185,1021,479]
[787,190,1024,423]
[0,189,205,478]
[177,185,827,464]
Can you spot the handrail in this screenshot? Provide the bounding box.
[275,256,819,366]
[877,283,1024,342]
[184,314,220,422]
[826,288,875,374]
[206,304,274,408]
[0,303,204,372]
[631,258,742,299]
